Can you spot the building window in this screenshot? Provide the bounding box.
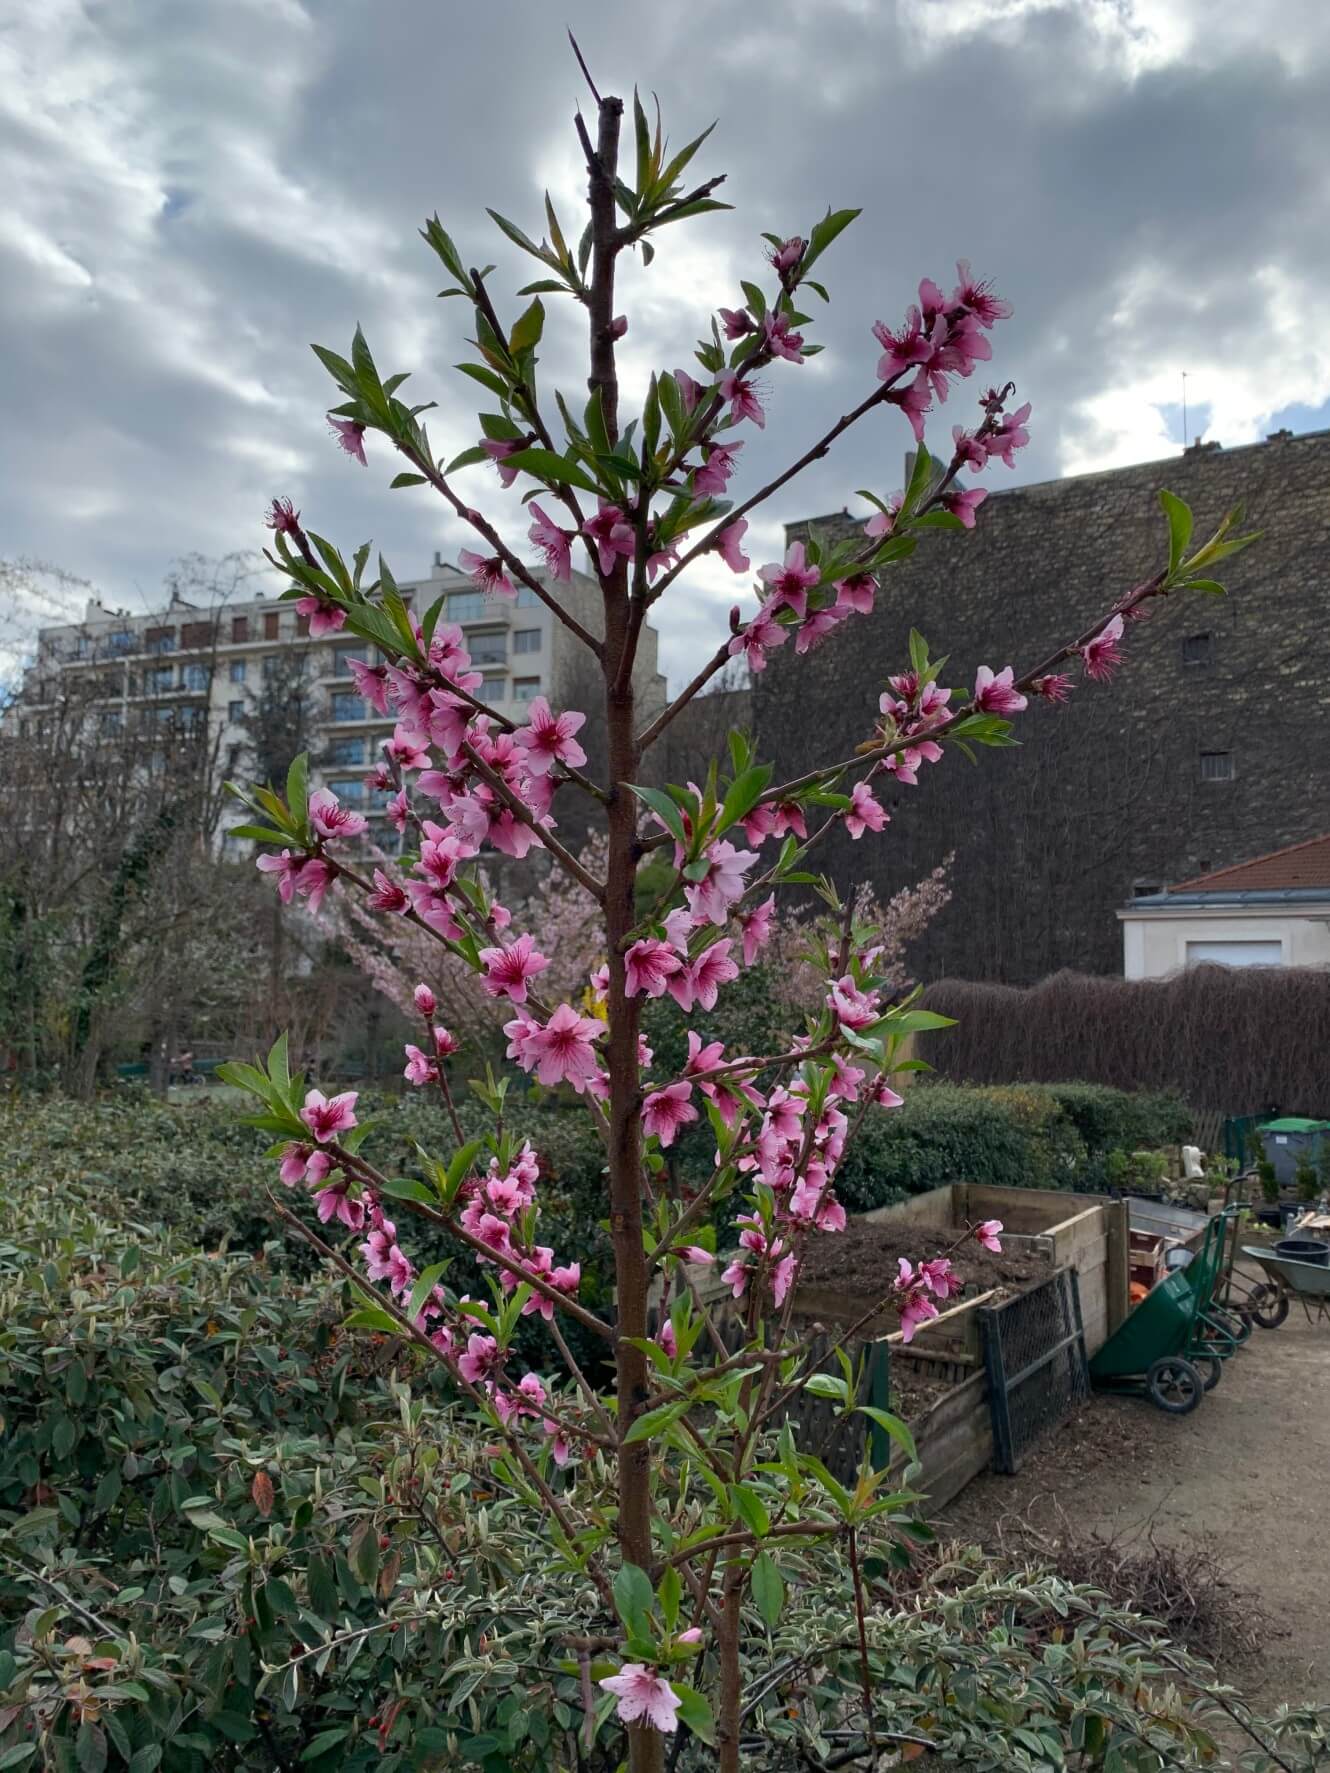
[262,654,282,679]
[469,632,507,665]
[1182,633,1211,665]
[513,676,541,703]
[1200,751,1234,782]
[181,621,214,649]
[263,611,279,639]
[145,627,176,655]
[228,700,245,723]
[181,662,209,691]
[327,735,366,765]
[331,692,367,723]
[179,705,207,733]
[104,631,134,657]
[144,665,174,694]
[229,658,247,683]
[99,710,123,737]
[328,777,366,805]
[516,587,542,609]
[231,615,249,643]
[447,591,487,623]
[513,628,541,654]
[333,645,361,677]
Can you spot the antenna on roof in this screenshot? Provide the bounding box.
[1181,371,1188,449]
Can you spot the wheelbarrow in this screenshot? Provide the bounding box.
[1239,1245,1330,1329]
[1089,1268,1208,1415]
[1164,1209,1251,1384]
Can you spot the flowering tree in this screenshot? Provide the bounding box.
[221,59,1256,1773]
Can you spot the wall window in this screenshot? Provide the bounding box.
[513,676,541,703]
[1182,633,1211,665]
[513,628,541,654]
[99,710,123,737]
[469,632,507,665]
[263,611,280,639]
[1186,939,1281,968]
[231,615,249,643]
[447,590,486,622]
[181,662,209,691]
[145,627,176,654]
[516,587,542,609]
[104,631,134,657]
[179,705,207,733]
[229,658,247,683]
[181,621,214,649]
[227,700,245,723]
[329,777,366,805]
[1200,751,1234,782]
[144,665,174,694]
[333,644,361,677]
[327,735,366,765]
[331,692,367,723]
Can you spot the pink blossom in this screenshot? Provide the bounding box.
[347,658,390,714]
[674,940,739,1012]
[975,1218,1003,1252]
[986,402,1032,468]
[972,665,1028,716]
[367,868,409,914]
[695,440,743,497]
[583,503,636,575]
[872,309,932,382]
[768,235,805,274]
[845,780,887,840]
[828,976,880,1031]
[625,937,683,999]
[387,727,431,772]
[657,1318,678,1359]
[527,503,572,582]
[685,840,757,926]
[256,849,305,904]
[301,1088,358,1143]
[772,1251,798,1305]
[412,982,437,1017]
[673,369,704,413]
[679,1244,715,1266]
[458,1333,501,1385]
[514,698,587,775]
[874,1079,905,1109]
[279,1143,332,1187]
[729,600,788,673]
[432,1025,459,1058]
[764,310,805,363]
[295,857,335,912]
[642,1081,698,1148]
[360,1225,398,1281]
[718,305,754,340]
[315,1178,364,1230]
[794,606,844,655]
[951,426,990,474]
[481,436,522,486]
[920,1256,961,1299]
[1081,615,1125,682]
[738,895,776,966]
[887,377,932,443]
[478,932,550,1003]
[952,261,1013,327]
[715,518,750,573]
[942,485,988,529]
[386,789,412,833]
[719,369,765,429]
[758,541,820,619]
[834,573,877,616]
[721,1256,749,1299]
[308,786,368,841]
[599,1667,681,1735]
[265,497,301,534]
[610,313,628,339]
[295,595,347,637]
[865,496,903,540]
[403,1044,438,1086]
[458,550,516,600]
[523,1004,604,1093]
[899,1291,939,1343]
[1032,672,1072,703]
[329,417,367,464]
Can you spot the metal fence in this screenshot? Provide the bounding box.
[979,1268,1089,1473]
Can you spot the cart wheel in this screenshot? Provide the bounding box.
[1146,1357,1204,1415]
[1194,1353,1223,1391]
[1250,1286,1290,1330]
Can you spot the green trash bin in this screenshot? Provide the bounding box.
[1258,1118,1330,1187]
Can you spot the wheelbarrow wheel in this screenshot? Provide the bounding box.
[1193,1352,1222,1391]
[1250,1285,1290,1330]
[1146,1356,1204,1415]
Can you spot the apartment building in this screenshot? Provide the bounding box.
[7,556,667,848]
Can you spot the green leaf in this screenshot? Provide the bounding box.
[802,206,861,273]
[76,1722,108,1773]
[629,784,688,848]
[717,764,773,836]
[267,1030,291,1098]
[225,824,295,845]
[486,208,549,265]
[443,1138,487,1205]
[802,1372,849,1401]
[0,1748,38,1768]
[310,343,357,395]
[1181,577,1227,595]
[728,1483,770,1537]
[508,297,546,355]
[389,471,427,489]
[499,447,602,496]
[349,1518,380,1588]
[750,1551,785,1629]
[343,1307,402,1335]
[624,1400,687,1445]
[301,1729,351,1762]
[672,1684,716,1747]
[657,1564,682,1632]
[902,444,934,514]
[406,1262,449,1325]
[1158,488,1193,575]
[377,1176,441,1209]
[284,753,310,833]
[857,1405,917,1462]
[455,361,510,399]
[613,1563,654,1636]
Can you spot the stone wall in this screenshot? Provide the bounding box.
[755,428,1330,982]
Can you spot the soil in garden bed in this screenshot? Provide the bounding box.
[886,1359,964,1422]
[800,1216,1050,1302]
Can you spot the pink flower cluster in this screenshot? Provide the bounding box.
[728,541,879,675]
[871,262,1014,446]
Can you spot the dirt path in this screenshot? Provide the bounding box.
[940,1303,1330,1709]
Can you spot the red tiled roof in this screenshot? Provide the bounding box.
[1171,833,1330,893]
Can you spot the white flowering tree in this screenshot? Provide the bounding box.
[221,55,1255,1773]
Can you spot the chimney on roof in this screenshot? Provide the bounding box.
[1266,428,1293,444]
[1186,436,1221,455]
[433,550,446,569]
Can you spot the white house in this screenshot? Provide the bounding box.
[1118,834,1330,978]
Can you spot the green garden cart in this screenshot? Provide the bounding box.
[1089,1268,1209,1414]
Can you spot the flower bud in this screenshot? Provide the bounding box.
[413,983,437,1017]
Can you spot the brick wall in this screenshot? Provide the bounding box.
[755,428,1330,982]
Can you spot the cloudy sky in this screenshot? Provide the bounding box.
[4,0,1329,688]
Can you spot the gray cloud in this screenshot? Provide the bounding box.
[4,0,1329,691]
